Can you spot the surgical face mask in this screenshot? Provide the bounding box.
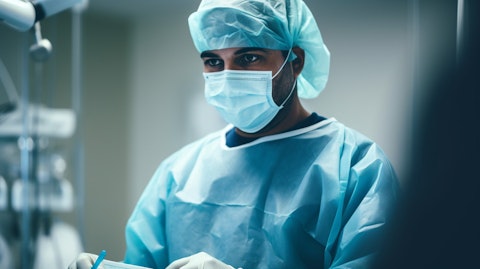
[203,50,295,133]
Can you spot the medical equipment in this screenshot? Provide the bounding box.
[102,260,153,269]
[29,22,52,62]
[68,252,153,269]
[0,103,75,138]
[33,221,83,269]
[0,233,12,269]
[0,1,87,267]
[0,0,84,31]
[0,176,6,209]
[0,57,18,118]
[91,250,107,269]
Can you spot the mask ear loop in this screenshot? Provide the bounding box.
[272,49,292,79]
[272,48,296,108]
[279,80,297,108]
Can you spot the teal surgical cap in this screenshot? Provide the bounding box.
[188,0,330,99]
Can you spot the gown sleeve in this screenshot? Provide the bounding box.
[123,156,178,269]
[328,131,399,268]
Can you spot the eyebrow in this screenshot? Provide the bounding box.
[200,51,217,58]
[200,47,269,58]
[235,47,269,55]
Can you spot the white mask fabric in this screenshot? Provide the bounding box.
[203,50,295,133]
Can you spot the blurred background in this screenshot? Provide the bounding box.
[0,0,460,268]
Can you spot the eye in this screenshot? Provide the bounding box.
[204,58,223,68]
[240,54,259,64]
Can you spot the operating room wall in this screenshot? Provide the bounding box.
[81,13,132,261]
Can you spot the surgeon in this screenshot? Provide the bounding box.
[69,0,398,268]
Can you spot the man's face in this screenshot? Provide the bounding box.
[200,47,295,106]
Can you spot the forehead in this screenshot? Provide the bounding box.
[200,47,281,58]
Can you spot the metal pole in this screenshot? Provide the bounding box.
[19,31,31,269]
[456,0,464,62]
[71,6,86,248]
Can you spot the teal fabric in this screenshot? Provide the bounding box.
[123,118,398,269]
[188,0,330,99]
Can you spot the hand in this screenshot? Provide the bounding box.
[68,252,104,269]
[166,252,235,269]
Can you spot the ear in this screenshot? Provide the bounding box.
[291,46,305,78]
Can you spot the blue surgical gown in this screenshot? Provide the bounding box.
[123,118,398,269]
